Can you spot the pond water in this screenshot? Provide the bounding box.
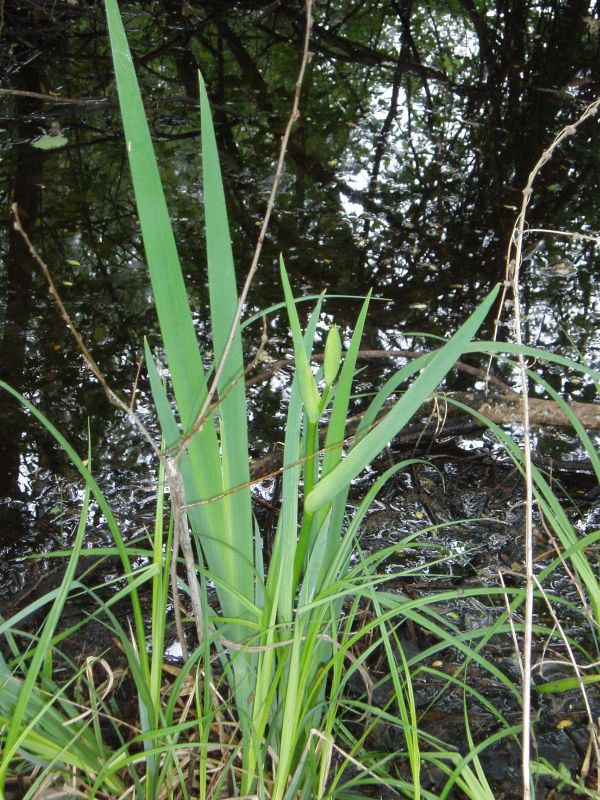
[1,0,599,575]
[2,2,600,795]
[2,2,599,566]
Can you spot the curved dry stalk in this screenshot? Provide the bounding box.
[167,318,268,462]
[12,201,200,654]
[499,95,600,800]
[308,728,403,798]
[11,203,159,459]
[526,228,600,245]
[498,570,524,683]
[11,202,202,660]
[182,421,378,510]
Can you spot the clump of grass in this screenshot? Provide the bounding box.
[1,1,599,798]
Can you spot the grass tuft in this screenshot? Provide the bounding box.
[0,2,598,798]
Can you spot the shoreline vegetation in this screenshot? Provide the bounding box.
[1,2,599,798]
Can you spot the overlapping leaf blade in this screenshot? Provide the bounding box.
[199,73,253,600]
[305,284,500,513]
[106,0,254,636]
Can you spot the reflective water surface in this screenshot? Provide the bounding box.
[1,1,599,588]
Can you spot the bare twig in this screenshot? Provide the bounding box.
[11,203,159,457]
[498,570,524,683]
[11,203,204,655]
[183,421,376,510]
[541,515,593,624]
[526,227,600,245]
[129,356,144,411]
[218,629,372,705]
[0,87,107,105]
[169,501,188,659]
[308,729,403,798]
[491,95,600,357]
[533,575,600,792]
[168,316,268,461]
[166,459,205,650]
[164,0,312,656]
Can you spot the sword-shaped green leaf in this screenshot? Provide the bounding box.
[106,0,253,638]
[199,72,253,595]
[305,284,500,513]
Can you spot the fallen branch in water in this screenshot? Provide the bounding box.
[249,389,600,481]
[446,391,600,430]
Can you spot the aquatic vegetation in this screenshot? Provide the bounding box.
[0,1,599,798]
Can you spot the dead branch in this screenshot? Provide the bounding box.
[0,88,108,105]
[246,389,600,486]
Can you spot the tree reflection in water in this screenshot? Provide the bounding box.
[0,0,598,567]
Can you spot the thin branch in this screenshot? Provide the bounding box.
[129,356,144,411]
[0,87,108,105]
[533,575,600,792]
[11,203,159,457]
[165,459,205,649]
[525,228,600,244]
[11,204,206,654]
[169,318,268,461]
[498,570,524,683]
[182,425,373,510]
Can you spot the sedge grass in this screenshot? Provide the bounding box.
[0,0,599,796]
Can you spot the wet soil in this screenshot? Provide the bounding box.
[4,434,599,799]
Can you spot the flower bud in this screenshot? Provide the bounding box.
[323,325,342,387]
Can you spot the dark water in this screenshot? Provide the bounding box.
[1,1,599,588]
[2,5,600,797]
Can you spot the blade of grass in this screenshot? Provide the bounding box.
[105,0,207,429]
[0,380,147,669]
[0,474,90,789]
[199,71,254,610]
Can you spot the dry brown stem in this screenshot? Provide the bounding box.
[11,202,207,657]
[500,95,600,800]
[0,87,107,105]
[533,575,600,792]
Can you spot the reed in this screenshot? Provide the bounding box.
[0,1,598,797]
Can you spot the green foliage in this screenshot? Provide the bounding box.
[1,1,599,798]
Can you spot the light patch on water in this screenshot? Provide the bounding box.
[164,639,184,662]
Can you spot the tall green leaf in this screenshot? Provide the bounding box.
[105,0,206,430]
[268,295,325,624]
[199,72,253,593]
